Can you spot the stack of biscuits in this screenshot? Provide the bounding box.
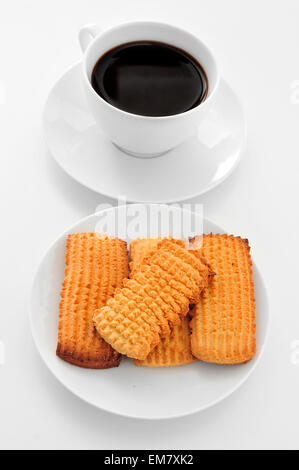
[57,233,256,369]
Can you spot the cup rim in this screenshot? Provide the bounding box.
[82,20,220,121]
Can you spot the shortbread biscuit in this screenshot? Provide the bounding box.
[57,233,129,369]
[135,315,197,367]
[93,238,212,360]
[131,238,197,367]
[190,234,256,364]
[130,237,162,276]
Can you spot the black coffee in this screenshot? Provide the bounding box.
[91,41,208,117]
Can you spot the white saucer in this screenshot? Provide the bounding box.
[30,205,269,420]
[43,64,246,203]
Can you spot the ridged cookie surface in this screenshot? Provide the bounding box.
[93,238,212,360]
[190,234,256,364]
[57,233,129,369]
[135,315,197,367]
[131,238,197,367]
[130,237,162,276]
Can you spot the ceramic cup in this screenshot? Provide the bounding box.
[79,21,219,158]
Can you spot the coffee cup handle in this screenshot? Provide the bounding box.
[79,24,102,52]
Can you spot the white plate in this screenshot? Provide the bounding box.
[30,205,269,420]
[43,64,246,203]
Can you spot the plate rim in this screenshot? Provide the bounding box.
[43,63,247,204]
[29,205,269,420]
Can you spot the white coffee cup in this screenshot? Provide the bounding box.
[79,21,219,158]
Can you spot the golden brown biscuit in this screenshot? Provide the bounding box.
[57,233,129,369]
[190,234,256,364]
[131,238,197,367]
[93,238,212,360]
[135,315,197,367]
[130,237,162,276]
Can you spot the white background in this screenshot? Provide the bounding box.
[0,0,298,450]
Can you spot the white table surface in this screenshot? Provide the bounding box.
[1,0,298,450]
